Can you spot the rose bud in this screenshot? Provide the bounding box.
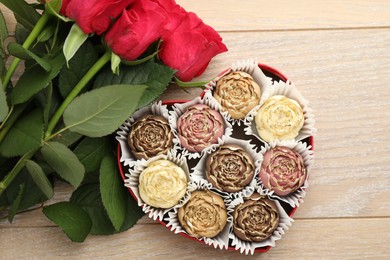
[178,190,227,238]
[255,95,304,142]
[214,71,261,119]
[206,144,255,192]
[65,0,135,35]
[128,115,174,160]
[177,104,224,153]
[259,146,306,196]
[233,194,279,242]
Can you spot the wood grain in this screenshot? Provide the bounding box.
[1,0,390,259]
[1,218,389,259]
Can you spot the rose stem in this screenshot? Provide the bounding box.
[2,11,51,90]
[0,149,37,197]
[44,51,111,139]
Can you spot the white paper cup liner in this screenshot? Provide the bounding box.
[123,151,191,221]
[116,101,175,168]
[228,189,293,255]
[204,59,273,126]
[245,80,316,143]
[256,139,314,207]
[169,96,233,160]
[191,136,262,197]
[164,179,233,250]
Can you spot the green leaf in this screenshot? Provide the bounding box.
[95,60,175,108]
[59,41,99,98]
[0,109,43,157]
[111,52,121,75]
[63,24,88,65]
[63,84,146,137]
[7,42,52,71]
[43,202,92,243]
[74,137,111,173]
[5,167,47,211]
[0,0,40,31]
[7,183,25,223]
[0,82,8,122]
[25,160,54,199]
[100,154,127,231]
[52,128,83,147]
[11,52,65,105]
[36,22,56,43]
[40,141,85,188]
[70,183,115,235]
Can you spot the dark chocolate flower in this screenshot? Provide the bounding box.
[233,194,279,242]
[260,146,306,196]
[178,190,227,238]
[206,144,254,192]
[177,104,224,153]
[128,115,173,160]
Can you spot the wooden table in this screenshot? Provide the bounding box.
[1,0,390,259]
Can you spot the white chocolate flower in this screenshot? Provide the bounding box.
[255,95,304,142]
[139,159,187,209]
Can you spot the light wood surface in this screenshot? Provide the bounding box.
[1,1,390,259]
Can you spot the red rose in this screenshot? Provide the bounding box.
[105,0,167,61]
[159,12,228,81]
[150,0,187,33]
[65,0,135,35]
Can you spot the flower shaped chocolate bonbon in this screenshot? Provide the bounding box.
[178,190,227,238]
[206,144,255,193]
[214,71,261,120]
[255,95,304,142]
[128,115,174,160]
[138,159,187,209]
[260,146,306,197]
[177,104,224,153]
[233,194,279,242]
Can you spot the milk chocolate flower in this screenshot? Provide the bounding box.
[128,115,173,160]
[139,159,187,209]
[255,95,304,142]
[233,194,279,242]
[206,144,254,192]
[177,104,224,153]
[178,190,227,238]
[259,146,306,196]
[214,71,261,119]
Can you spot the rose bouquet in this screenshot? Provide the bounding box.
[0,0,226,242]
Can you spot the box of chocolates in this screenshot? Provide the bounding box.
[117,60,315,254]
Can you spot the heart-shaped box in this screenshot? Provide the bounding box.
[117,62,315,254]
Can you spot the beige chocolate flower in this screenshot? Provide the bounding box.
[255,95,304,142]
[214,71,261,119]
[178,190,227,238]
[206,144,254,192]
[233,194,279,242]
[177,104,224,153]
[128,115,173,160]
[260,146,306,196]
[139,159,187,209]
